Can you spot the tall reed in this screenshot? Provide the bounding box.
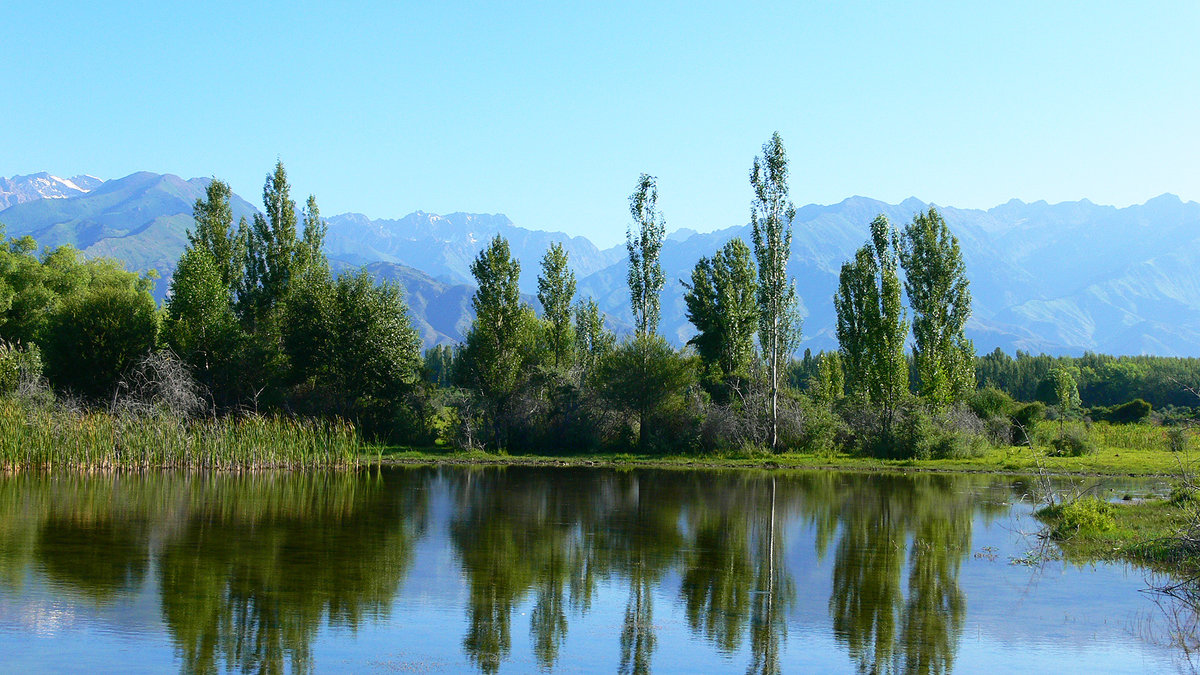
[0,399,361,471]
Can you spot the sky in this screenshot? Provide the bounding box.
[2,1,1197,247]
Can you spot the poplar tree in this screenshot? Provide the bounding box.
[537,242,576,370]
[240,161,299,330]
[813,351,845,403]
[626,174,665,337]
[463,235,534,417]
[574,298,614,377]
[297,194,328,275]
[900,207,975,405]
[189,178,245,293]
[750,132,802,450]
[834,215,909,428]
[682,237,758,383]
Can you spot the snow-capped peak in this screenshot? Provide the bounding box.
[0,172,104,210]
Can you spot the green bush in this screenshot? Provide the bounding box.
[0,342,42,395]
[1093,398,1153,424]
[1010,402,1045,445]
[1047,427,1097,457]
[883,403,984,456]
[1168,425,1190,454]
[968,385,1015,420]
[1169,485,1198,507]
[1037,497,1115,539]
[792,394,844,456]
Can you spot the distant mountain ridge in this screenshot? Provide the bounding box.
[0,172,104,209]
[1,170,1198,356]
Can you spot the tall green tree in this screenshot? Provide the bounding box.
[462,236,535,442]
[626,174,665,337]
[163,246,240,397]
[536,243,576,370]
[682,238,758,384]
[189,178,245,292]
[598,334,696,452]
[834,215,909,427]
[574,298,613,378]
[900,208,974,405]
[327,272,423,436]
[240,161,299,330]
[297,194,328,276]
[750,132,802,450]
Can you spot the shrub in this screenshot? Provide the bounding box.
[1047,427,1097,457]
[1010,402,1045,445]
[968,386,1015,420]
[1037,497,1115,539]
[1168,425,1190,454]
[1095,398,1153,425]
[0,342,42,396]
[1169,485,1198,507]
[791,394,844,456]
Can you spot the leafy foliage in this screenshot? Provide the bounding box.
[683,238,757,385]
[626,174,665,338]
[835,215,909,414]
[537,242,576,370]
[900,208,974,405]
[750,132,802,449]
[597,335,698,452]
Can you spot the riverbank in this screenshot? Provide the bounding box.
[373,438,1191,477]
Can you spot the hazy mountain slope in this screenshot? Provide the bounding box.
[0,172,257,297]
[324,211,623,292]
[4,170,1200,355]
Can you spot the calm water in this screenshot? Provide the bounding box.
[0,467,1192,673]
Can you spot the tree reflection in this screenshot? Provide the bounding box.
[0,470,428,674]
[822,474,978,675]
[0,467,1015,674]
[159,471,428,674]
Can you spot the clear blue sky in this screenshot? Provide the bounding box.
[3,1,1197,247]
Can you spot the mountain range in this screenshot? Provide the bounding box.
[1,170,1198,356]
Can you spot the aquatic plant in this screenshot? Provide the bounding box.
[0,399,360,471]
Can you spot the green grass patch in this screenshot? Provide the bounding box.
[1036,495,1198,573]
[1036,497,1115,539]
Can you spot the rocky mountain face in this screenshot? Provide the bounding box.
[2,170,1198,355]
[0,173,104,209]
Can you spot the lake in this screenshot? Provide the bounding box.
[0,467,1191,673]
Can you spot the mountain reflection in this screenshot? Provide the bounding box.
[0,467,1011,673]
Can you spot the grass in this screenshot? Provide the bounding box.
[0,399,361,471]
[1034,494,1197,573]
[0,397,1186,477]
[374,420,1191,477]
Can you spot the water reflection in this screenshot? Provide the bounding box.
[0,471,428,673]
[0,467,1163,673]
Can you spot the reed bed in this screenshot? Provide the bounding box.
[0,400,361,471]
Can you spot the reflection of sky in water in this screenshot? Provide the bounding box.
[0,469,1189,673]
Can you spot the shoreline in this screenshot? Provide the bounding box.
[369,447,1187,478]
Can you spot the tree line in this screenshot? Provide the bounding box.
[0,140,1190,454]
